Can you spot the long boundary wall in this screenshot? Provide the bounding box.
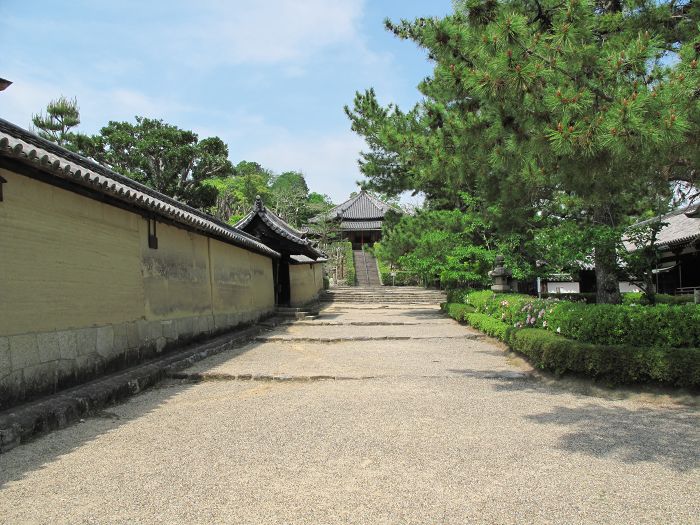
[0,168,275,408]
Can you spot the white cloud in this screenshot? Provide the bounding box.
[245,130,366,202]
[172,0,366,66]
[0,75,191,134]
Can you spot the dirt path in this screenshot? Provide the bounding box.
[0,303,697,524]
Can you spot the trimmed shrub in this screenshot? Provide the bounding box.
[546,302,700,348]
[463,312,515,341]
[541,292,597,303]
[459,290,700,348]
[339,242,355,285]
[445,303,475,321]
[442,302,700,387]
[622,292,695,306]
[510,329,700,387]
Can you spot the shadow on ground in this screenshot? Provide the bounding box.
[525,403,699,472]
[0,321,301,489]
[484,374,700,473]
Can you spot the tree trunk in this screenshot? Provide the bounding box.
[594,241,621,304]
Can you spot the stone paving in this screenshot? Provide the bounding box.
[0,302,698,524]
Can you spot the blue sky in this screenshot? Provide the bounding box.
[0,0,453,203]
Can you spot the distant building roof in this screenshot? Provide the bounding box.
[311,190,394,225]
[235,196,325,260]
[0,118,279,259]
[627,204,700,251]
[340,220,383,231]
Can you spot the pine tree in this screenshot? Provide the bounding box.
[32,96,81,147]
[346,0,699,303]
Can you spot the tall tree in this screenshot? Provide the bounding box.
[204,161,273,223]
[76,117,233,209]
[346,0,699,303]
[270,171,310,226]
[32,96,81,147]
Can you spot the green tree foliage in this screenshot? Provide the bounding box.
[75,117,233,209]
[269,171,310,225]
[205,161,273,223]
[32,96,81,147]
[346,0,700,303]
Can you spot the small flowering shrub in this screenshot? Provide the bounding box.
[457,291,700,348]
[442,303,700,386]
[546,302,700,348]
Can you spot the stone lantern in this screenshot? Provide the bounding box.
[489,255,512,293]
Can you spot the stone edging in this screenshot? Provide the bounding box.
[0,321,280,454]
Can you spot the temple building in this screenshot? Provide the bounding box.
[311,190,395,249]
[631,204,700,295]
[236,197,326,306]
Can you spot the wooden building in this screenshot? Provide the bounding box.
[633,204,700,295]
[236,196,326,306]
[311,190,394,249]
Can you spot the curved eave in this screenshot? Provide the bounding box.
[0,120,279,259]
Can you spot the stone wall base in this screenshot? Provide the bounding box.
[0,309,273,410]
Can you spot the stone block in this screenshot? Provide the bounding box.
[161,320,177,341]
[75,327,97,356]
[36,332,61,364]
[0,337,10,378]
[96,326,115,359]
[148,321,163,342]
[23,362,56,393]
[55,359,77,384]
[176,317,194,339]
[113,323,128,354]
[196,316,210,336]
[126,322,140,349]
[57,330,78,360]
[136,319,150,343]
[9,334,40,370]
[214,314,227,330]
[0,369,23,408]
[75,354,101,377]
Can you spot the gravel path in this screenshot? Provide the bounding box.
[0,302,697,524]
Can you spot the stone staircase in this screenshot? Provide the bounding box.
[353,250,381,287]
[322,286,446,305]
[275,304,320,320]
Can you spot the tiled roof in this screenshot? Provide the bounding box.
[0,118,279,259]
[235,196,325,259]
[311,190,393,222]
[340,220,383,231]
[627,204,700,250]
[290,254,327,264]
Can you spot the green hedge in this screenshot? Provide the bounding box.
[541,292,597,303]
[443,304,700,387]
[510,329,700,387]
[340,242,355,286]
[458,290,700,348]
[445,303,475,321]
[622,292,696,305]
[546,302,700,348]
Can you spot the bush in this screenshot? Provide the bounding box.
[546,302,700,348]
[510,329,700,387]
[622,292,695,306]
[458,290,700,348]
[443,303,700,386]
[464,312,515,341]
[541,292,597,303]
[444,303,475,321]
[339,242,355,285]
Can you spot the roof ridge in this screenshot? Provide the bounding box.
[0,118,278,258]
